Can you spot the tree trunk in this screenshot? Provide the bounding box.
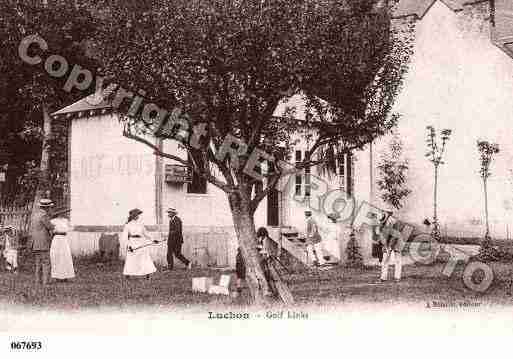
[433,164,438,223]
[431,164,442,240]
[30,104,52,226]
[484,178,489,238]
[228,192,273,306]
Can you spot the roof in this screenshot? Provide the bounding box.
[393,0,513,59]
[393,0,465,19]
[493,0,513,57]
[51,84,117,117]
[495,0,513,37]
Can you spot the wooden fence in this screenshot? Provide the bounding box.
[0,204,32,235]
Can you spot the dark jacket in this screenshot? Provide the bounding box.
[168,215,183,244]
[306,217,322,244]
[29,210,54,251]
[379,224,404,253]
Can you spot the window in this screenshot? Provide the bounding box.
[295,150,311,197]
[347,152,353,197]
[295,150,302,196]
[337,153,353,196]
[304,150,311,197]
[267,157,281,227]
[187,155,207,194]
[338,154,346,193]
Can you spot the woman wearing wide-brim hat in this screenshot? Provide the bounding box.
[121,208,157,279]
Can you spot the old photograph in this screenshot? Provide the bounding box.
[1,0,513,354]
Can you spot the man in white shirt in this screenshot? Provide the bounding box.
[377,214,403,282]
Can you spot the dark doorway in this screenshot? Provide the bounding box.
[267,188,279,227]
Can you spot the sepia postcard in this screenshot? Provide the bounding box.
[1,0,513,356]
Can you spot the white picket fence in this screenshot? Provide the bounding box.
[0,204,32,235]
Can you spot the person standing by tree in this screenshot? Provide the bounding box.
[166,208,191,271]
[235,227,273,296]
[28,199,55,286]
[371,220,384,264]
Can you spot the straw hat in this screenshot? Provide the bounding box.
[39,199,54,208]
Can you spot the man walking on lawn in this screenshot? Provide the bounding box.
[29,199,55,286]
[377,213,404,283]
[166,208,191,271]
[304,210,325,267]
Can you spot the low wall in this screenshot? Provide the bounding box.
[67,225,238,268]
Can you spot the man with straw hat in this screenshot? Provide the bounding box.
[304,210,325,267]
[29,199,55,286]
[166,207,191,271]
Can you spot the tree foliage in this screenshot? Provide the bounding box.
[91,0,414,302]
[345,229,363,267]
[476,140,500,240]
[1,0,414,302]
[95,0,414,207]
[0,0,99,204]
[377,132,411,210]
[425,126,452,166]
[477,140,499,180]
[425,125,452,241]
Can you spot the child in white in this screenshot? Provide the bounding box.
[2,226,18,272]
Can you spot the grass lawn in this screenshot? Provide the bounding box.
[1,256,513,309]
[0,257,252,309]
[284,261,513,306]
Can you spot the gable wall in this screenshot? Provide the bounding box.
[366,0,513,239]
[69,113,157,226]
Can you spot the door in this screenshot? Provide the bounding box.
[267,188,279,227]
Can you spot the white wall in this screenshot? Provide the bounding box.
[371,1,513,238]
[70,114,157,226]
[160,141,267,230]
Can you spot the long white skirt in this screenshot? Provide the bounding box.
[123,238,156,276]
[50,234,75,279]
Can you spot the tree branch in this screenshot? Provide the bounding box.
[122,126,233,193]
[250,173,281,214]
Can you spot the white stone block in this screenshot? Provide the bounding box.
[219,274,231,288]
[192,277,214,293]
[208,285,230,296]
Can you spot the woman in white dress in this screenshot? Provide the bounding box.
[122,208,157,279]
[49,217,75,281]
